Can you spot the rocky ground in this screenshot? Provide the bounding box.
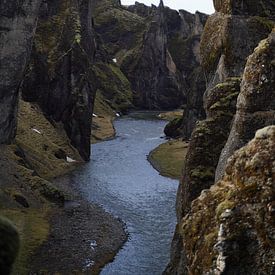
[29,178,127,274]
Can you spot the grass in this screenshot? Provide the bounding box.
[158,110,183,121]
[148,139,189,179]
[1,209,50,275]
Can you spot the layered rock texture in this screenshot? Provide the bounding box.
[216,29,275,180]
[181,125,275,274]
[94,0,207,110]
[0,0,42,143]
[166,1,275,274]
[22,0,97,161]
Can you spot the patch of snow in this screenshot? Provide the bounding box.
[32,128,41,134]
[90,240,97,251]
[66,156,76,163]
[113,58,117,63]
[84,259,95,269]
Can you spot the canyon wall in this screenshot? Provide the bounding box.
[166,1,275,273]
[94,0,207,110]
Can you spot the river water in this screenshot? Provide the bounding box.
[68,115,178,275]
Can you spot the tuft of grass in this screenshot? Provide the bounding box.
[148,139,189,179]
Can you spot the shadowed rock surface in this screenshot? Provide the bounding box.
[166,1,275,273]
[0,0,42,143]
[22,0,97,161]
[216,29,275,180]
[0,216,20,274]
[181,126,275,274]
[165,77,241,274]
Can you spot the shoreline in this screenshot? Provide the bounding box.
[148,139,189,180]
[30,175,127,274]
[30,119,128,274]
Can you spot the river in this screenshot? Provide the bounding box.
[67,114,178,274]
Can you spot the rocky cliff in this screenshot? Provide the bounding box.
[0,1,127,273]
[166,1,275,273]
[21,0,97,161]
[0,0,42,144]
[94,0,207,110]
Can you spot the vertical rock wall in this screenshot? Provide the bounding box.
[0,0,42,143]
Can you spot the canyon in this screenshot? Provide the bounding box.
[0,0,274,274]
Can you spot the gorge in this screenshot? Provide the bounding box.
[0,0,274,274]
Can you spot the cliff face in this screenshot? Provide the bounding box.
[0,0,42,143]
[181,126,275,274]
[95,0,207,110]
[166,1,275,273]
[22,0,97,161]
[216,29,275,180]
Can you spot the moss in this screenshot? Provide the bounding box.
[158,110,183,121]
[215,200,235,218]
[0,216,20,275]
[16,100,81,180]
[190,166,215,180]
[252,16,275,33]
[93,62,133,113]
[164,117,184,138]
[34,0,82,75]
[148,139,189,179]
[94,2,147,56]
[1,209,49,275]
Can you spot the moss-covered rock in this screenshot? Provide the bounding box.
[214,0,275,16]
[0,216,20,275]
[164,117,184,138]
[22,0,97,161]
[165,77,241,274]
[181,126,275,274]
[216,29,275,180]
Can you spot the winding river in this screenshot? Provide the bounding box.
[68,114,178,274]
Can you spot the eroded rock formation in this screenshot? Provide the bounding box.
[22,0,97,161]
[166,1,275,273]
[94,0,207,110]
[216,29,275,180]
[0,0,42,143]
[181,126,275,274]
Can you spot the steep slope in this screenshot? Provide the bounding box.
[95,0,207,110]
[0,0,42,143]
[181,125,275,274]
[216,29,275,180]
[21,0,97,161]
[166,1,275,273]
[0,1,127,273]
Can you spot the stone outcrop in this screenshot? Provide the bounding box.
[166,1,275,273]
[181,126,275,274]
[165,77,241,274]
[21,0,97,161]
[0,0,42,143]
[216,28,275,180]
[0,216,20,274]
[95,0,207,111]
[165,10,208,138]
[122,1,183,109]
[201,2,274,90]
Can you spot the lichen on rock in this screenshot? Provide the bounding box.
[181,126,275,274]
